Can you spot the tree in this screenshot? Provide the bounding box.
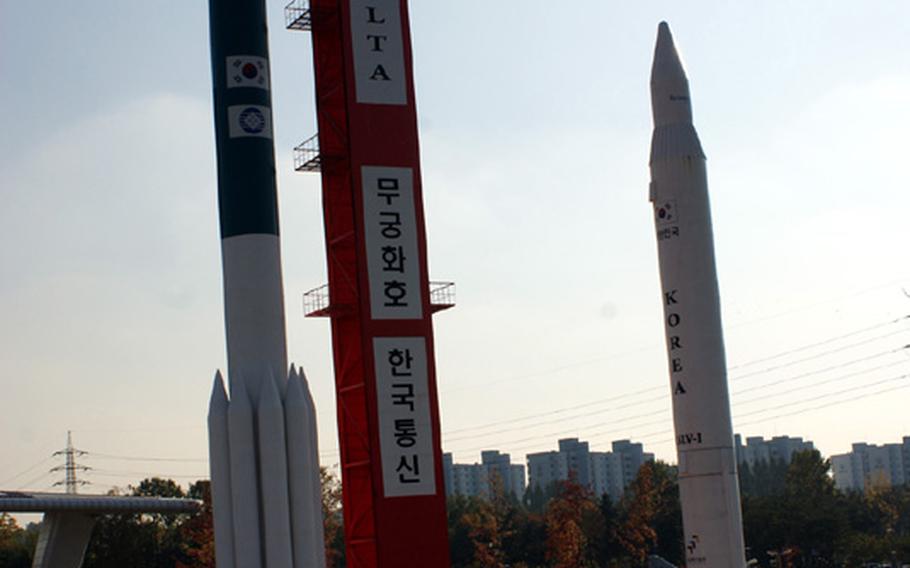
[544,475,602,568]
[782,450,847,564]
[617,463,659,563]
[646,462,683,564]
[83,477,194,568]
[739,458,788,498]
[743,451,848,566]
[462,498,506,568]
[178,480,215,567]
[320,466,345,568]
[594,494,626,567]
[524,481,560,515]
[447,495,481,567]
[0,513,34,568]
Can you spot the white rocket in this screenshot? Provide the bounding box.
[648,22,747,567]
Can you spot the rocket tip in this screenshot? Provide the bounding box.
[654,21,676,57]
[651,20,687,82]
[209,369,229,408]
[212,369,226,390]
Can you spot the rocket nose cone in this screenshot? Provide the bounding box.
[650,21,693,126]
[651,22,687,85]
[657,21,671,44]
[209,370,229,406]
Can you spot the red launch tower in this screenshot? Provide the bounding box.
[287,1,452,565]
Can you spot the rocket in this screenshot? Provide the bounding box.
[205,0,326,566]
[648,22,747,567]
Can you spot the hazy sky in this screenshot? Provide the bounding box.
[2,2,910,496]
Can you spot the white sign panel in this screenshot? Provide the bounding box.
[374,337,436,497]
[349,0,407,105]
[362,166,423,319]
[227,105,272,139]
[225,55,270,90]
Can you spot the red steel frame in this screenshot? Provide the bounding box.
[309,1,450,566]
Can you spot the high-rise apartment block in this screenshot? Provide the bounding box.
[527,438,654,501]
[443,450,526,499]
[734,435,815,467]
[831,437,910,492]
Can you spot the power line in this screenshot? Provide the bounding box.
[443,386,664,437]
[442,317,908,440]
[733,357,908,406]
[0,455,57,487]
[735,381,910,429]
[442,309,908,395]
[443,391,667,444]
[90,469,209,480]
[733,346,906,394]
[633,376,910,449]
[84,452,206,463]
[16,470,57,491]
[441,346,909,449]
[731,329,907,381]
[728,315,908,370]
[443,359,910,456]
[732,373,910,421]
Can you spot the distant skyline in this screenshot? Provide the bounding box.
[3,2,910,498]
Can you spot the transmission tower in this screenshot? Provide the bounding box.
[51,431,90,494]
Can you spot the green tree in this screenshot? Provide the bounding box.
[739,458,788,498]
[524,480,560,515]
[783,450,847,564]
[646,462,683,564]
[447,495,480,567]
[83,477,194,568]
[320,466,345,568]
[594,494,627,567]
[0,513,34,568]
[743,451,848,566]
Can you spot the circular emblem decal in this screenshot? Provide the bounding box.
[238,107,266,134]
[242,62,259,79]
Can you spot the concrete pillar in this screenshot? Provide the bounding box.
[32,512,96,568]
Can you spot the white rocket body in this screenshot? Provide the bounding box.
[648,22,746,567]
[208,367,326,567]
[222,236,288,401]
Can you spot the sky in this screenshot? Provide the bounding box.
[2,1,910,498]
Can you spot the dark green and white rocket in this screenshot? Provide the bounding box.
[209,0,287,390]
[205,2,324,568]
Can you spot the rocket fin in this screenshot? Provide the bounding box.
[258,369,294,567]
[298,368,327,568]
[207,370,235,568]
[227,373,263,568]
[286,366,327,568]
